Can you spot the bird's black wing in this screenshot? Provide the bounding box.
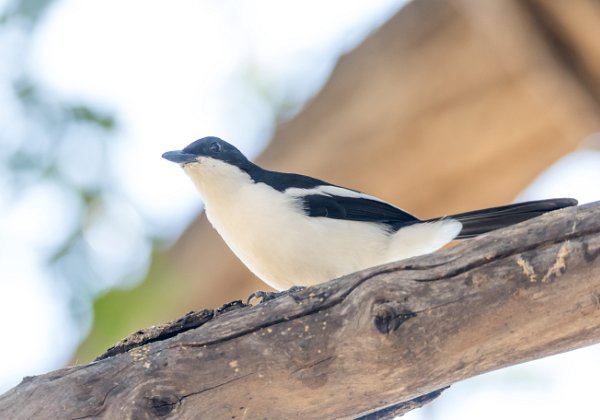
[253,169,420,228]
[298,192,420,228]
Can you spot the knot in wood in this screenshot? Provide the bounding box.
[372,301,417,334]
[147,394,180,417]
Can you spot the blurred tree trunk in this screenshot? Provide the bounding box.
[78,0,600,361]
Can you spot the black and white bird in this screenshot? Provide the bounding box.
[163,136,577,291]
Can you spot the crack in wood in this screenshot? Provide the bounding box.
[291,355,336,375]
[141,372,255,417]
[179,372,255,401]
[68,383,119,420]
[517,255,538,282]
[541,241,570,282]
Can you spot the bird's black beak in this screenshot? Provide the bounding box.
[162,150,197,164]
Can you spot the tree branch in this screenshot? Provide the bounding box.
[2,202,599,419]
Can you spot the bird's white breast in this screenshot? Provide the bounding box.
[183,160,389,289]
[183,159,461,290]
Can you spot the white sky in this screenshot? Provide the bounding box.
[2,1,600,418]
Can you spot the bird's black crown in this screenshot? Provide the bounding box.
[163,136,251,168]
[183,136,249,166]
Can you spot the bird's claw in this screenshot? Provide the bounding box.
[246,290,279,304]
[246,286,306,305]
[286,285,306,294]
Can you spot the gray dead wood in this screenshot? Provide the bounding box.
[1,202,599,419]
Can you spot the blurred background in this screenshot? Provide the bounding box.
[1,0,600,418]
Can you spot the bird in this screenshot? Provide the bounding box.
[162,136,577,291]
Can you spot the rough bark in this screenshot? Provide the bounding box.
[4,202,599,419]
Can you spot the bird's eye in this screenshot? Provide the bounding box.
[209,142,222,153]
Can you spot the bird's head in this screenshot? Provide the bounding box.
[162,137,255,194]
[162,136,249,168]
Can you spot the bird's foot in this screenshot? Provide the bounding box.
[246,286,306,305]
[246,290,278,304]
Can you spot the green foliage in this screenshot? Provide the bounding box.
[75,253,187,363]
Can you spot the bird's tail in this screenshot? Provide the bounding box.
[427,198,578,239]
